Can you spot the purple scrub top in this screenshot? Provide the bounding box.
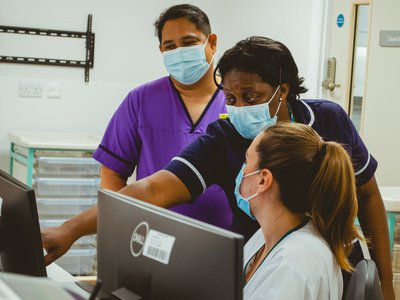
[93,76,233,229]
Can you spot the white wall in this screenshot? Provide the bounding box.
[0,0,325,171]
[362,0,400,186]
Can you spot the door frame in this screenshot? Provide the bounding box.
[319,0,372,128]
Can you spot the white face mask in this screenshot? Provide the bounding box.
[162,36,214,85]
[226,85,281,139]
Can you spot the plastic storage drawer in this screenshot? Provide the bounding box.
[395,216,400,244]
[393,245,400,273]
[56,246,96,276]
[39,219,96,246]
[394,272,400,300]
[33,177,100,197]
[36,197,96,218]
[35,157,100,177]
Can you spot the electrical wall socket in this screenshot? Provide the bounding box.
[18,82,44,98]
[47,83,62,99]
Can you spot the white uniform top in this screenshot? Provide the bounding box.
[243,220,343,300]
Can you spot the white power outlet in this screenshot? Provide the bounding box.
[47,83,62,99]
[18,82,44,98]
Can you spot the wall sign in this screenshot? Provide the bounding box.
[380,31,400,47]
[337,14,345,28]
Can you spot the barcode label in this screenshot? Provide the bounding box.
[143,229,175,264]
[146,246,167,261]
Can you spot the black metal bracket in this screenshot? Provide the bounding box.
[0,14,95,82]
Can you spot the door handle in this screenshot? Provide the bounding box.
[322,57,341,91]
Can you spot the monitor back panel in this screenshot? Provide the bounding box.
[97,190,243,300]
[0,170,46,277]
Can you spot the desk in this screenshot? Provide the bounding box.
[47,263,77,283]
[0,265,91,300]
[47,263,91,299]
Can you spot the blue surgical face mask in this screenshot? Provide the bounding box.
[226,85,281,139]
[234,163,260,220]
[163,36,214,85]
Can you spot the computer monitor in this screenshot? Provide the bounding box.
[97,189,244,300]
[0,168,47,277]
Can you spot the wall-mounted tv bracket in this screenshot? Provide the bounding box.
[0,14,95,82]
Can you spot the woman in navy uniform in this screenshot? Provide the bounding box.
[160,36,394,298]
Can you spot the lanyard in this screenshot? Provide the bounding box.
[243,217,310,287]
[288,102,295,123]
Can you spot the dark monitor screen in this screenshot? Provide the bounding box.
[0,168,46,277]
[97,189,244,300]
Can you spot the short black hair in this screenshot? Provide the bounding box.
[154,4,211,43]
[214,36,308,103]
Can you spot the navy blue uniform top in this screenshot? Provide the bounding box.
[164,99,378,241]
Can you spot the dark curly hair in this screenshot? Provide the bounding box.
[214,36,308,103]
[154,4,211,43]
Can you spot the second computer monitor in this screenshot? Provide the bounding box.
[0,169,46,277]
[97,189,244,300]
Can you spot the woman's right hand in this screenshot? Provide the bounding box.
[41,223,77,266]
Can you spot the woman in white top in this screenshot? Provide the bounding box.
[235,122,361,300]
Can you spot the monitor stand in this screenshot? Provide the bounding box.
[111,287,143,300]
[75,281,95,293]
[74,280,109,300]
[76,282,144,300]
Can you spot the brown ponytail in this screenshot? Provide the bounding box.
[256,122,360,272]
[308,141,361,272]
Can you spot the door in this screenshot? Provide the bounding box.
[321,0,371,134]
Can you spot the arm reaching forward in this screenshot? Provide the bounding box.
[42,169,190,265]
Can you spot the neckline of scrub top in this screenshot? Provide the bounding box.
[296,100,315,126]
[168,77,221,133]
[243,217,310,287]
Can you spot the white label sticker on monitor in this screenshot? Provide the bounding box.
[0,197,3,217]
[143,229,175,264]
